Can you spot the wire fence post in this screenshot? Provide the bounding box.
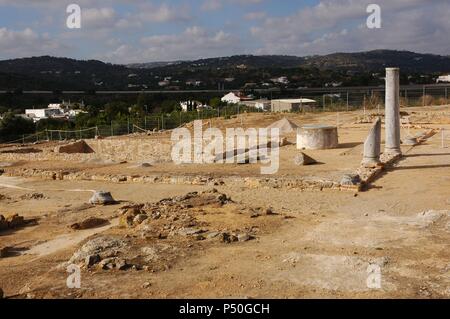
[423,85,426,106]
[346,91,349,111]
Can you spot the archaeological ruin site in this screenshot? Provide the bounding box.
[0,68,449,299]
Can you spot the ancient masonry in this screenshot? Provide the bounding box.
[361,117,381,167]
[384,67,402,156]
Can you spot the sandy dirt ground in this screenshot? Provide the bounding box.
[0,106,449,299]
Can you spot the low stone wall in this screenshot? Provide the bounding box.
[86,138,172,162]
[356,129,437,188]
[3,167,349,192]
[0,137,173,163]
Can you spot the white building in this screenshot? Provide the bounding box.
[24,102,84,122]
[241,99,271,111]
[271,98,317,112]
[221,92,242,104]
[437,75,450,83]
[25,107,63,122]
[180,101,210,112]
[271,76,289,84]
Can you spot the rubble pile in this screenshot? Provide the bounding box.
[66,189,283,272]
[0,214,26,231]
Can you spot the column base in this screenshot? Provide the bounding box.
[361,158,381,168]
[384,148,402,157]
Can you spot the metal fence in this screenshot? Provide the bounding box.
[2,85,449,145]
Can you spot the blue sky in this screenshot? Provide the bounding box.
[0,0,449,63]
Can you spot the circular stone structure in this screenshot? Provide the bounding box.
[296,125,339,150]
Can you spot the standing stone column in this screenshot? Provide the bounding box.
[362,117,381,167]
[385,68,402,156]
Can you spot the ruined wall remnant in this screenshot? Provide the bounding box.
[55,140,94,154]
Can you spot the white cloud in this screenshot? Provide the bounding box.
[245,11,266,20]
[135,3,191,24]
[82,7,117,29]
[101,26,239,63]
[201,0,223,12]
[251,0,450,56]
[0,27,66,58]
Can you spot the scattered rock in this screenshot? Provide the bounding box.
[5,214,25,228]
[141,247,159,262]
[89,191,116,205]
[98,257,128,270]
[206,231,220,239]
[0,246,9,258]
[19,193,46,200]
[68,236,126,266]
[142,282,152,289]
[70,217,108,230]
[133,214,148,225]
[0,215,8,231]
[84,254,101,268]
[293,152,317,166]
[0,194,10,201]
[178,227,204,236]
[237,233,253,242]
[220,232,238,243]
[340,174,361,186]
[119,208,142,228]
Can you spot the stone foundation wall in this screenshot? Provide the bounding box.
[85,138,172,162]
[0,137,173,163]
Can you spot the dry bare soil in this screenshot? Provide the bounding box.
[0,106,449,299]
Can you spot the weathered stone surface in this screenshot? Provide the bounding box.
[403,136,419,146]
[119,209,141,228]
[385,68,402,156]
[220,233,238,243]
[84,254,101,268]
[98,257,128,270]
[68,236,126,266]
[0,215,8,231]
[178,227,204,236]
[237,233,253,242]
[55,140,94,154]
[6,214,25,228]
[340,174,361,186]
[89,191,116,205]
[133,214,148,225]
[70,217,108,230]
[297,125,339,150]
[293,152,317,166]
[19,192,45,200]
[362,117,381,167]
